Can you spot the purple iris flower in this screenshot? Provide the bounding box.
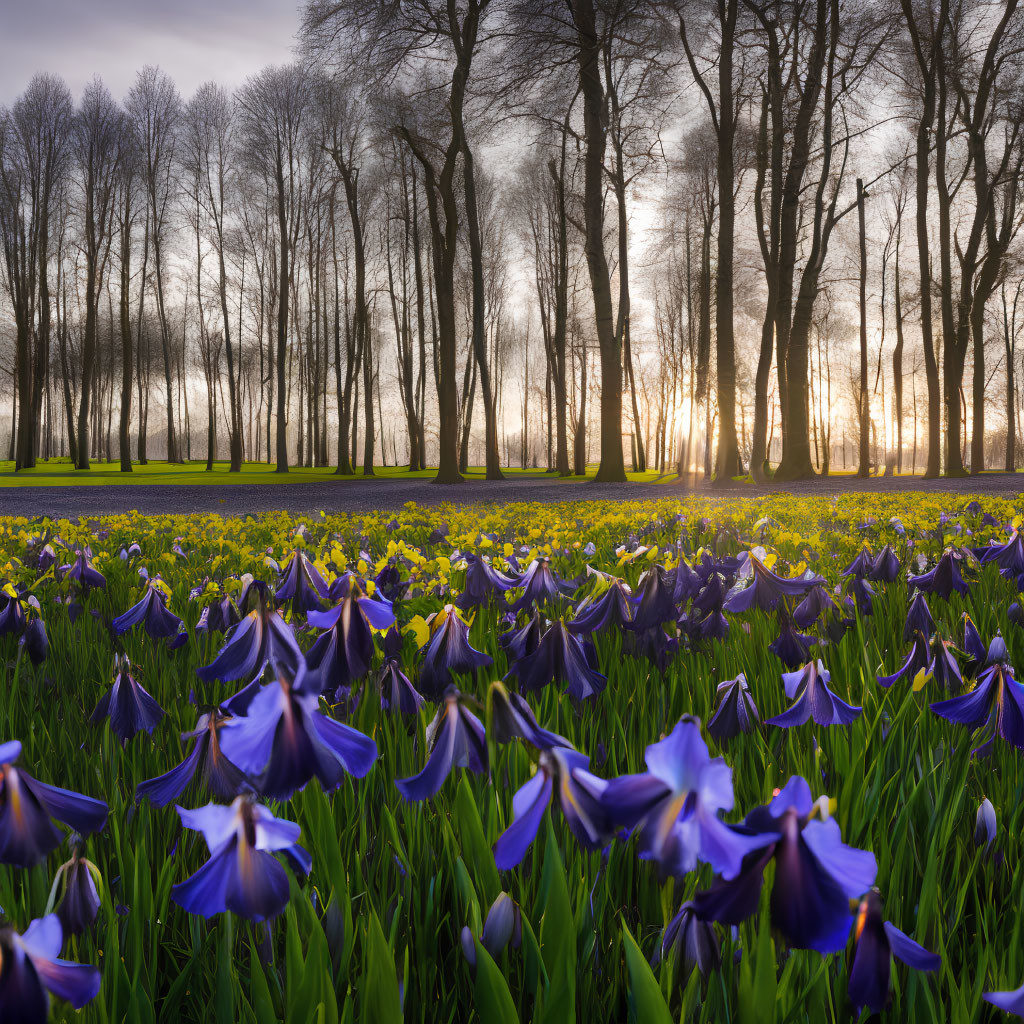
[0,740,108,868]
[929,633,963,692]
[847,889,940,1015]
[377,627,424,715]
[460,892,522,969]
[493,746,610,869]
[305,579,395,700]
[417,605,493,700]
[566,579,636,634]
[877,632,930,689]
[112,582,184,642]
[708,673,760,744]
[0,915,100,1020]
[653,901,721,982]
[979,529,1024,577]
[35,542,58,573]
[0,593,25,635]
[602,717,770,880]
[681,607,730,643]
[373,561,409,603]
[197,595,241,635]
[962,614,989,677]
[842,548,876,579]
[237,577,272,612]
[53,850,102,936]
[698,551,744,583]
[395,690,487,801]
[505,619,606,701]
[671,559,702,604]
[273,549,330,615]
[217,664,378,800]
[869,545,902,582]
[930,636,1024,750]
[61,550,106,593]
[693,775,877,953]
[379,658,425,715]
[975,796,998,848]
[23,617,49,666]
[323,572,360,602]
[768,615,817,669]
[196,592,303,700]
[499,610,544,661]
[487,681,571,750]
[692,570,729,616]
[793,586,838,629]
[723,555,824,614]
[903,592,935,642]
[510,558,573,614]
[135,710,249,806]
[766,660,862,728]
[456,553,517,610]
[907,549,970,601]
[90,656,165,743]
[629,566,677,631]
[845,575,876,616]
[171,796,311,922]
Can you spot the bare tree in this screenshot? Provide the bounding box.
[72,78,124,470]
[237,64,309,472]
[675,0,747,482]
[126,67,183,463]
[182,82,244,471]
[303,0,504,483]
[0,74,74,469]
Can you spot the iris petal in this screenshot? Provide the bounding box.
[21,774,108,835]
[801,818,877,899]
[135,741,203,806]
[883,922,941,971]
[493,772,553,869]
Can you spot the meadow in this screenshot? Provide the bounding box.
[0,458,667,487]
[2,494,1024,1022]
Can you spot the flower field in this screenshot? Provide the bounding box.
[3,494,1024,1022]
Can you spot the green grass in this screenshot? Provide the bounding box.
[0,457,668,486]
[1,494,1021,1022]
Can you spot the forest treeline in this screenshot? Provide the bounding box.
[1,0,1023,482]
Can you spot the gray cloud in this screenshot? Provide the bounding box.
[0,0,300,105]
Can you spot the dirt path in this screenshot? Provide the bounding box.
[0,471,1021,518]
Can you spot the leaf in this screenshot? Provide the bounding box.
[621,923,672,1024]
[535,826,576,1024]
[455,775,501,901]
[473,938,520,1024]
[360,910,403,1024]
[739,918,776,1024]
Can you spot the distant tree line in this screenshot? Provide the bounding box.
[2,0,1023,480]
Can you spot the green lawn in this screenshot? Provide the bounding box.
[0,457,670,486]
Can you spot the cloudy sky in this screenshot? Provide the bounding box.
[0,0,300,105]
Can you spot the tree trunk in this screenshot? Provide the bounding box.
[275,143,289,472]
[893,240,905,473]
[1005,284,1016,471]
[118,200,133,472]
[575,0,624,482]
[857,180,870,477]
[461,138,503,480]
